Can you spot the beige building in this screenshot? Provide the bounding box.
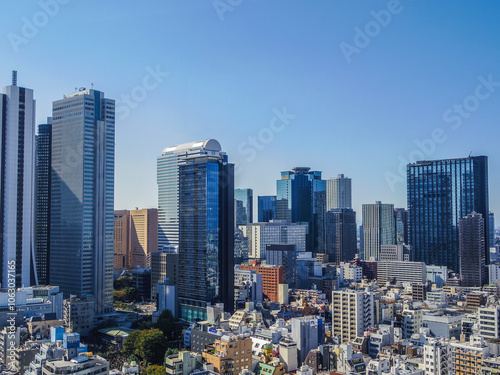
[114,208,158,269]
[202,335,252,375]
[332,289,375,343]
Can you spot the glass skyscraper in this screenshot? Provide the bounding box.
[258,195,276,222]
[326,208,357,264]
[50,89,115,314]
[0,71,37,288]
[35,118,52,286]
[407,156,489,273]
[276,167,326,253]
[157,139,222,250]
[177,142,234,322]
[394,208,408,245]
[235,188,253,225]
[362,201,395,261]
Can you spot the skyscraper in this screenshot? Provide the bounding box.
[0,71,37,288]
[276,167,326,253]
[325,208,357,264]
[35,118,52,285]
[459,212,487,287]
[362,201,395,261]
[50,88,115,314]
[157,139,222,250]
[113,210,130,269]
[258,195,276,222]
[408,156,489,273]
[235,188,253,225]
[177,140,234,322]
[394,208,408,245]
[489,212,495,249]
[326,174,352,210]
[129,208,158,268]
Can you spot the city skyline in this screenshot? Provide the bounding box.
[1,1,499,221]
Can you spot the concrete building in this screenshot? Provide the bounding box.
[412,283,427,302]
[246,221,308,260]
[379,244,410,261]
[325,208,357,264]
[423,338,451,375]
[240,261,284,302]
[27,313,64,340]
[332,289,375,343]
[376,261,426,286]
[278,339,298,372]
[478,305,500,340]
[266,244,296,287]
[489,264,500,285]
[422,310,464,339]
[151,247,178,302]
[165,351,202,375]
[113,210,130,269]
[202,334,252,375]
[113,208,158,269]
[426,265,448,287]
[0,71,37,288]
[326,174,351,210]
[362,201,395,261]
[402,307,423,339]
[291,316,323,365]
[63,296,95,337]
[41,355,110,374]
[341,263,363,282]
[450,335,490,375]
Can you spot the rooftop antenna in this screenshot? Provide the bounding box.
[469,151,473,157]
[91,83,94,89]
[12,71,17,86]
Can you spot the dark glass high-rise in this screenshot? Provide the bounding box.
[407,156,489,273]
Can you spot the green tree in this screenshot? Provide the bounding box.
[137,329,169,365]
[154,309,182,343]
[123,330,141,355]
[114,275,133,290]
[164,347,179,357]
[144,365,166,375]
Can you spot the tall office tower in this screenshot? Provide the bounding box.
[157,140,222,250]
[362,201,395,261]
[35,118,52,285]
[0,71,37,288]
[408,156,489,273]
[489,212,495,249]
[235,188,253,225]
[276,167,326,253]
[459,212,487,287]
[130,208,158,268]
[326,174,352,210]
[325,208,357,264]
[246,221,308,259]
[394,208,408,245]
[113,210,130,269]
[332,289,375,343]
[50,88,114,314]
[258,195,276,222]
[151,247,178,302]
[177,142,234,322]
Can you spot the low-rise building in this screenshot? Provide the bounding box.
[165,351,202,375]
[202,334,252,375]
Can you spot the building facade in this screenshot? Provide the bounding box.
[325,208,357,264]
[0,71,37,288]
[459,212,487,287]
[258,195,276,223]
[276,167,326,253]
[177,142,234,321]
[332,289,374,343]
[50,88,114,314]
[408,156,489,273]
[362,201,395,261]
[326,174,351,210]
[235,188,253,225]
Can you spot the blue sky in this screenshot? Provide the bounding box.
[1,0,500,221]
